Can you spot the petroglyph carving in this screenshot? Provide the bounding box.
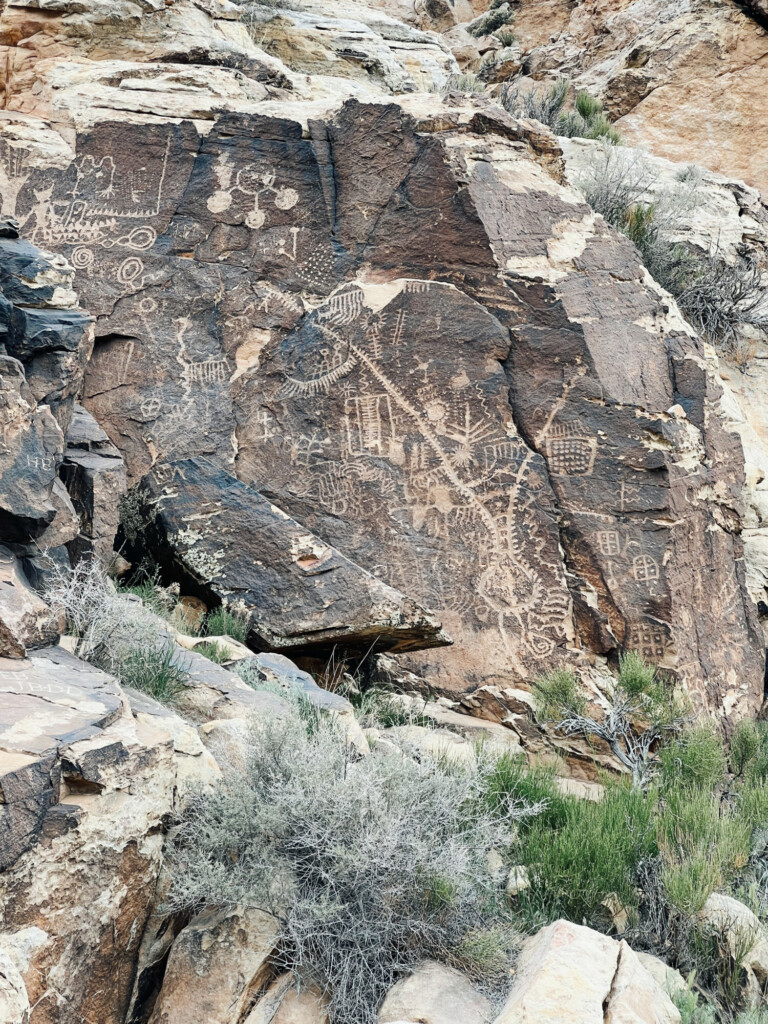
[344,394,394,456]
[595,529,621,556]
[544,420,597,476]
[632,553,659,583]
[206,154,299,229]
[628,621,670,662]
[184,358,230,386]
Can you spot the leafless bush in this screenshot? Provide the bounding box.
[573,144,768,355]
[168,705,542,1023]
[535,652,691,789]
[43,558,186,701]
[677,251,768,354]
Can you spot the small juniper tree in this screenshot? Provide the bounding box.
[534,652,692,789]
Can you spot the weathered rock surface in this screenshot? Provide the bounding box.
[0,223,92,551]
[59,404,126,563]
[0,645,218,1024]
[244,975,329,1024]
[0,88,761,714]
[378,960,492,1024]
[0,546,56,657]
[143,457,450,656]
[524,0,768,194]
[699,893,768,1003]
[494,919,680,1024]
[147,905,279,1024]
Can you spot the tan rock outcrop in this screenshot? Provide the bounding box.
[147,905,279,1024]
[525,0,768,194]
[378,960,492,1024]
[244,975,329,1024]
[699,893,768,1003]
[0,547,56,657]
[494,920,680,1024]
[0,646,219,1023]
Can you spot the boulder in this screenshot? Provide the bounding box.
[0,10,765,719]
[378,960,492,1024]
[0,546,56,657]
[244,974,329,1024]
[0,645,218,1024]
[635,952,687,999]
[699,893,768,1001]
[59,404,127,564]
[143,457,450,658]
[494,920,680,1024]
[0,947,29,1024]
[147,906,279,1024]
[0,218,93,554]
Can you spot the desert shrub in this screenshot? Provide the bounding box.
[468,0,514,37]
[501,78,619,142]
[119,644,187,702]
[202,605,249,643]
[735,780,768,836]
[494,27,517,46]
[730,720,762,777]
[519,784,657,926]
[119,565,179,619]
[657,790,751,910]
[660,725,727,793]
[676,250,768,352]
[169,705,542,1023]
[43,558,187,703]
[574,143,768,356]
[195,640,230,665]
[534,652,691,789]
[672,984,718,1024]
[117,485,156,546]
[354,687,434,729]
[440,72,485,95]
[481,751,570,832]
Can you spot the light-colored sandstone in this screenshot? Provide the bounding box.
[378,960,492,1024]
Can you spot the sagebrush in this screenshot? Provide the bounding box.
[501,78,620,143]
[169,704,542,1023]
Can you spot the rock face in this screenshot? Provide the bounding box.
[523,0,768,194]
[495,919,680,1024]
[0,88,762,713]
[378,960,492,1024]
[0,221,92,551]
[0,546,56,657]
[0,645,218,1024]
[60,405,126,564]
[147,906,279,1024]
[143,457,449,656]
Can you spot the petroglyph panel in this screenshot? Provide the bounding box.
[236,279,572,690]
[2,100,762,712]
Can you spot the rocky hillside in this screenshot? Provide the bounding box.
[2,0,768,1021]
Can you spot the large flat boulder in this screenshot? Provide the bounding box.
[144,457,450,657]
[378,960,492,1024]
[147,906,279,1024]
[0,73,763,714]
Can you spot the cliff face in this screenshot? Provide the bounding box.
[0,0,766,716]
[519,0,768,194]
[2,0,768,1021]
